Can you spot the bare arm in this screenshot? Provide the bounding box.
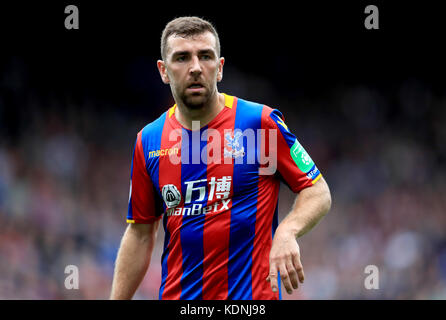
[110,220,160,299]
[278,176,332,238]
[267,176,332,294]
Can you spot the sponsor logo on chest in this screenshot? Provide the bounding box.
[162,176,232,217]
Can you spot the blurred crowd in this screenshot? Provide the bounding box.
[1,56,446,299]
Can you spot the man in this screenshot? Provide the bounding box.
[110,16,331,300]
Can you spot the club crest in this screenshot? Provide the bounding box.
[224,131,245,159]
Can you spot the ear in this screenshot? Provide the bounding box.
[217,57,225,82]
[157,60,170,84]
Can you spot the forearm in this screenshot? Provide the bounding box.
[278,176,332,239]
[110,222,158,299]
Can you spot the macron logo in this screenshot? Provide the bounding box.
[148,147,179,158]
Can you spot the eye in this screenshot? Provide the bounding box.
[176,55,186,62]
[201,54,211,61]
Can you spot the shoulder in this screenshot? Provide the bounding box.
[234,96,285,128]
[135,110,168,150]
[139,111,168,136]
[235,96,283,118]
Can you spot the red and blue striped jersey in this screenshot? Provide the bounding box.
[126,93,322,300]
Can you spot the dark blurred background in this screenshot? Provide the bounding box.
[1,1,446,299]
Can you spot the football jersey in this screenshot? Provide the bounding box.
[126,93,322,300]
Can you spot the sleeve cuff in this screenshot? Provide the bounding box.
[126,215,162,224]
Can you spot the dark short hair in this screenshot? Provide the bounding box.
[160,16,221,60]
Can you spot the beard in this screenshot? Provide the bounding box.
[179,85,212,110]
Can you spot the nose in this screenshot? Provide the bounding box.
[189,55,202,76]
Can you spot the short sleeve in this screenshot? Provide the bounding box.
[262,107,322,193]
[126,131,162,224]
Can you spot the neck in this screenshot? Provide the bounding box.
[175,91,225,130]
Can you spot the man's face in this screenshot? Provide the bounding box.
[158,31,224,109]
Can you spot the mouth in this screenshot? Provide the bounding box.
[186,83,205,92]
